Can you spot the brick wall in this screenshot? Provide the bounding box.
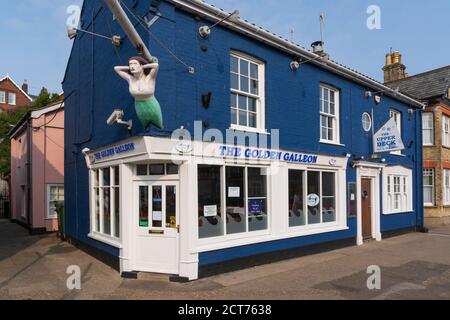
[424,102,450,226]
[0,78,31,112]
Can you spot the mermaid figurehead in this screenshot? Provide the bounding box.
[114,56,164,130]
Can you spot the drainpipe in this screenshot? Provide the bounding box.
[104,0,153,61]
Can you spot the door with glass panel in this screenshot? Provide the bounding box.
[135,181,179,274]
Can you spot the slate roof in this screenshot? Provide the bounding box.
[387,66,450,100]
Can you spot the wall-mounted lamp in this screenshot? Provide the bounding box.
[290,61,300,72]
[374,95,382,104]
[107,109,133,131]
[198,10,240,38]
[67,26,122,47]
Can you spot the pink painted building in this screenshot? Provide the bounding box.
[9,102,64,234]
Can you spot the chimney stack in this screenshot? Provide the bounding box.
[383,51,407,83]
[22,80,29,94]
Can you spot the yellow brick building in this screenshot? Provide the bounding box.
[384,52,450,226]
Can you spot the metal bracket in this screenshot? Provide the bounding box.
[144,13,161,29]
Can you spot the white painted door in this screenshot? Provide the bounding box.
[134,181,179,274]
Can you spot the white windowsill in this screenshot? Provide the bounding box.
[383,210,413,215]
[389,152,405,157]
[192,225,349,254]
[319,140,345,147]
[229,125,270,135]
[88,232,123,249]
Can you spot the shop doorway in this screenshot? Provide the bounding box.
[361,178,373,240]
[134,181,180,274]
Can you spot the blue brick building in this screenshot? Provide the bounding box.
[63,0,424,280]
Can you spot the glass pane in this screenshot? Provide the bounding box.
[114,187,120,238]
[248,168,267,232]
[114,166,120,186]
[103,188,111,235]
[322,172,336,222]
[167,164,179,175]
[149,164,165,175]
[152,186,163,228]
[248,98,257,112]
[231,108,237,125]
[231,93,237,108]
[250,79,258,95]
[166,186,177,228]
[230,56,239,73]
[139,186,149,227]
[103,168,110,187]
[240,60,249,76]
[137,165,147,176]
[240,76,249,92]
[289,170,305,227]
[231,73,239,90]
[248,199,267,232]
[250,63,258,79]
[248,113,257,128]
[330,102,335,115]
[226,167,246,234]
[248,168,266,198]
[198,166,223,239]
[95,188,100,232]
[238,95,247,110]
[322,172,335,197]
[239,111,247,127]
[322,197,336,222]
[307,171,321,225]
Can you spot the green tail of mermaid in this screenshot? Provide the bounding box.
[135,97,164,130]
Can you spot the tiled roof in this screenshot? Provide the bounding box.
[386,66,450,100]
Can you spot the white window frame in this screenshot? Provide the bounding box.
[230,51,266,133]
[422,112,434,146]
[362,112,372,132]
[47,184,64,219]
[8,92,16,105]
[197,165,270,243]
[423,168,435,207]
[0,91,5,104]
[288,169,339,229]
[443,115,450,148]
[443,169,450,206]
[383,166,413,214]
[320,84,340,145]
[389,109,402,155]
[89,166,121,245]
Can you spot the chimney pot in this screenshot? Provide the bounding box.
[21,80,29,95]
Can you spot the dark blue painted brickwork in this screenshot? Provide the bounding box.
[63,0,423,263]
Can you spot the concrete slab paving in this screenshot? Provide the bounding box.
[1,219,450,300]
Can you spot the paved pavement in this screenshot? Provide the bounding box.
[1,219,450,300]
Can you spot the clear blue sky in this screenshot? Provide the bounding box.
[0,0,448,96]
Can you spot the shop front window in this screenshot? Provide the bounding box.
[198,165,223,239]
[91,166,120,239]
[289,169,337,227]
[226,167,246,234]
[198,165,268,239]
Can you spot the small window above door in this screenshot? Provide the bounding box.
[136,163,179,176]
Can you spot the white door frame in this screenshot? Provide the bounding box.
[355,162,384,246]
[132,179,180,274]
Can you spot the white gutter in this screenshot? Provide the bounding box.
[169,0,424,109]
[104,0,153,61]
